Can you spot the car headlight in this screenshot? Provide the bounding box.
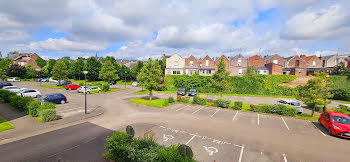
[333,125,342,130]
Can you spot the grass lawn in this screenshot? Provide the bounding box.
[129,98,170,108]
[133,90,176,94]
[22,78,35,82]
[241,104,251,112]
[0,116,15,132]
[40,85,65,89]
[295,114,320,121]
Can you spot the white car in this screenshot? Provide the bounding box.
[17,89,41,98]
[275,99,303,114]
[7,77,20,82]
[132,81,138,87]
[49,78,58,83]
[2,86,27,93]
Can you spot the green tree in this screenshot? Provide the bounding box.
[333,62,349,75]
[211,59,230,97]
[137,58,162,100]
[295,72,333,116]
[245,66,258,74]
[86,57,101,81]
[159,57,166,76]
[51,61,68,80]
[26,66,37,79]
[7,64,26,77]
[46,59,57,77]
[69,57,85,80]
[61,57,71,70]
[118,65,131,81]
[0,58,12,78]
[130,61,144,80]
[99,60,119,82]
[35,57,47,68]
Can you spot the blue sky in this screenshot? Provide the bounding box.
[0,0,349,60]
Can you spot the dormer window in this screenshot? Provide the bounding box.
[206,60,209,66]
[273,59,278,64]
[312,61,316,66]
[190,61,193,66]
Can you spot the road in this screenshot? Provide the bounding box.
[1,82,350,162]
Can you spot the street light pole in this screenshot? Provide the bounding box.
[83,71,88,114]
[125,71,127,88]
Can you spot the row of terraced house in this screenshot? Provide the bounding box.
[164,54,350,77]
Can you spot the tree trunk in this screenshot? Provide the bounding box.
[149,90,153,100]
[311,105,315,117]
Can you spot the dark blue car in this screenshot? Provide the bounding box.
[40,93,67,104]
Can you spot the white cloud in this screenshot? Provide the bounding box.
[0,30,30,43]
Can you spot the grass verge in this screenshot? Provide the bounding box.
[129,98,170,108]
[40,85,65,89]
[295,114,320,121]
[0,116,15,132]
[133,90,176,94]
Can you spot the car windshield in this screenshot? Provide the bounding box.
[40,95,49,100]
[190,89,196,92]
[290,102,300,106]
[332,116,350,125]
[179,88,185,91]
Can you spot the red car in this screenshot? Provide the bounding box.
[319,111,350,138]
[65,84,80,90]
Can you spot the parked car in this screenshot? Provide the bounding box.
[17,89,41,98]
[132,81,138,87]
[40,93,67,104]
[65,84,80,90]
[188,89,197,96]
[56,80,72,86]
[77,86,90,93]
[2,86,27,93]
[7,77,20,82]
[177,88,186,96]
[41,78,49,82]
[275,99,303,114]
[108,80,117,85]
[49,78,58,83]
[82,86,101,94]
[319,111,350,138]
[35,78,43,82]
[0,82,13,88]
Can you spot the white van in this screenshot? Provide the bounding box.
[275,99,303,114]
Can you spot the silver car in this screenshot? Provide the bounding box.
[275,99,303,114]
[77,86,90,93]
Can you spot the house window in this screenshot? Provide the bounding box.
[202,70,205,74]
[283,72,286,75]
[206,60,209,66]
[174,61,179,66]
[190,61,193,66]
[238,69,243,74]
[177,71,180,74]
[238,58,242,63]
[273,59,278,64]
[186,69,189,74]
[208,70,212,74]
[173,71,176,75]
[312,61,316,66]
[167,71,171,74]
[298,72,302,76]
[295,60,300,67]
[238,58,242,66]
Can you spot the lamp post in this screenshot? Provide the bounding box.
[83,71,88,114]
[124,71,127,88]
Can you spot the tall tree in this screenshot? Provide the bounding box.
[130,61,144,80]
[47,59,57,77]
[333,62,349,75]
[51,61,68,80]
[35,57,47,68]
[99,60,119,82]
[211,59,230,97]
[295,72,333,116]
[7,64,26,77]
[245,66,258,74]
[0,58,12,78]
[69,57,85,80]
[61,57,71,70]
[86,57,101,81]
[137,58,162,100]
[118,65,131,81]
[26,66,37,79]
[158,57,166,76]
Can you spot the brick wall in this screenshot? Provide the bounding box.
[265,63,282,75]
[286,56,307,68]
[264,54,285,67]
[215,55,230,72]
[248,55,264,66]
[185,55,199,67]
[229,55,248,76]
[290,68,307,76]
[199,55,215,68]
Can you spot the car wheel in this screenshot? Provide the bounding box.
[328,128,333,136]
[61,100,66,104]
[36,95,41,98]
[69,88,71,90]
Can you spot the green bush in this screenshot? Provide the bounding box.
[157,145,195,162]
[280,106,297,116]
[330,89,350,101]
[39,109,57,122]
[233,101,243,110]
[168,96,175,103]
[79,81,84,86]
[213,98,231,108]
[193,96,207,105]
[252,104,270,113]
[252,104,296,116]
[9,95,31,112]
[178,96,190,103]
[0,90,16,103]
[28,101,42,117]
[104,131,131,162]
[39,102,56,112]
[102,83,110,92]
[334,105,350,115]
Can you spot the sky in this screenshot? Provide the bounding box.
[0,0,350,60]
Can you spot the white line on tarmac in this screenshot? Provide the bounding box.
[238,145,244,162]
[283,153,287,162]
[258,114,260,125]
[232,111,239,121]
[309,121,327,136]
[192,107,203,114]
[176,107,185,112]
[185,134,199,145]
[211,109,220,118]
[281,117,290,130]
[57,107,83,113]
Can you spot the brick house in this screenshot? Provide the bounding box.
[9,53,42,70]
[284,56,308,76]
[229,54,247,76]
[165,54,185,75]
[198,55,215,76]
[265,63,283,75]
[264,54,285,66]
[248,55,265,67]
[300,55,322,67]
[214,55,230,72]
[184,55,200,76]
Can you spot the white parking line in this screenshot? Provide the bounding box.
[192,107,203,114]
[281,117,290,130]
[232,111,239,121]
[283,153,287,162]
[176,107,185,112]
[258,114,260,125]
[309,121,327,136]
[211,109,220,118]
[238,145,244,162]
[57,107,83,113]
[185,133,199,145]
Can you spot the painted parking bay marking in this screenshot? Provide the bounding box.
[281,117,290,130]
[163,134,174,141]
[203,146,218,156]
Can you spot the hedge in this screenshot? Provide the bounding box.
[330,89,350,101]
[9,95,31,113]
[104,131,195,162]
[193,96,207,105]
[165,74,296,96]
[40,109,57,122]
[0,90,16,103]
[233,101,243,110]
[102,83,110,92]
[28,101,42,117]
[168,96,175,103]
[213,98,231,108]
[252,104,297,116]
[333,104,350,115]
[178,96,190,103]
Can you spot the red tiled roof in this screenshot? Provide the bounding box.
[304,56,314,62]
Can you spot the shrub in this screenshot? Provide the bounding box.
[9,95,31,112]
[39,102,56,111]
[104,131,136,161]
[176,95,182,101]
[79,81,84,86]
[193,96,207,105]
[252,104,270,113]
[168,96,175,103]
[280,106,297,116]
[0,90,16,103]
[233,101,243,110]
[334,105,350,115]
[157,145,195,162]
[28,101,42,117]
[178,97,190,103]
[213,98,231,108]
[102,83,110,92]
[39,109,57,122]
